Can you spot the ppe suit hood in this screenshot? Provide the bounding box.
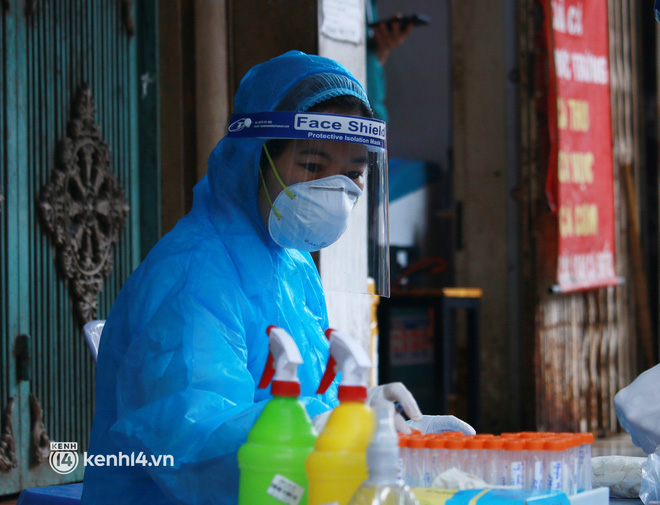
[206,50,370,238]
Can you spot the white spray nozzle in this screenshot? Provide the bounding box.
[367,403,400,478]
[316,328,372,401]
[371,403,398,447]
[258,325,303,397]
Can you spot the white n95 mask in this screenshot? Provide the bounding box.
[267,175,362,252]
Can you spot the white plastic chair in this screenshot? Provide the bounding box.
[83,319,105,363]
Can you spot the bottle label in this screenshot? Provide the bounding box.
[548,460,563,490]
[511,461,524,487]
[533,461,544,490]
[267,474,304,505]
[423,470,432,487]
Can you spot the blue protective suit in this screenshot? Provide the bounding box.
[82,51,370,505]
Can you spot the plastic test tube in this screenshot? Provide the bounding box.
[525,438,546,490]
[563,434,579,495]
[401,435,414,486]
[406,436,427,487]
[443,431,466,437]
[397,434,409,485]
[445,437,467,473]
[556,434,576,495]
[427,436,448,486]
[422,436,434,487]
[519,432,546,440]
[578,433,594,492]
[504,439,526,488]
[464,438,486,479]
[483,437,506,486]
[544,438,566,492]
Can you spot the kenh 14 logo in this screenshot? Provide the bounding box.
[49,442,79,475]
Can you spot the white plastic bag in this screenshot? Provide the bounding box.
[592,455,646,498]
[614,364,660,455]
[640,448,660,505]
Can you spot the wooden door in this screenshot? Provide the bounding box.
[1,0,158,494]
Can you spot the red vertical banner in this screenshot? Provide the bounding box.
[545,0,618,291]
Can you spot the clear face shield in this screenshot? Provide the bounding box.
[227,111,390,296]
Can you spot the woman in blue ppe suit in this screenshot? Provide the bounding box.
[83,51,472,505]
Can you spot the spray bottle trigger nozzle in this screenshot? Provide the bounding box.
[316,356,337,394]
[258,326,280,388]
[258,325,302,391]
[258,352,275,389]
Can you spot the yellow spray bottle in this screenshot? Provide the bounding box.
[306,328,376,505]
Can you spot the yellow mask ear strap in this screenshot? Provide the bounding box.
[258,164,282,220]
[262,143,295,199]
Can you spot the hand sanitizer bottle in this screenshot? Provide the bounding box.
[348,403,420,505]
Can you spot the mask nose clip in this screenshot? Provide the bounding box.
[309,179,360,199]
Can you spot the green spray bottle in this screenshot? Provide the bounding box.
[238,325,317,505]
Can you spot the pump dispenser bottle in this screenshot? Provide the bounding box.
[238,326,317,505]
[348,403,420,505]
[306,329,376,505]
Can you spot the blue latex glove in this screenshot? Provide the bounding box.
[614,363,660,454]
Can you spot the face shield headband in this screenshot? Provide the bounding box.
[227,111,390,297]
[227,111,386,148]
